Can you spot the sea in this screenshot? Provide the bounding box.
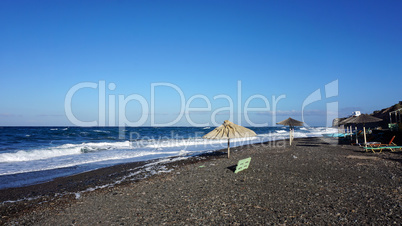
[0,126,337,190]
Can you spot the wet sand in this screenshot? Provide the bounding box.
[1,137,401,225]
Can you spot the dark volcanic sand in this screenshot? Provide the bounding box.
[1,137,401,225]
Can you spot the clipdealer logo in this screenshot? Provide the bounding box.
[64,80,338,139]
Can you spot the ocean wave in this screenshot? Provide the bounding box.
[0,135,259,163]
[0,146,82,162]
[0,141,131,162]
[0,149,181,176]
[93,130,111,133]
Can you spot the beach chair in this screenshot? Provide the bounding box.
[363,146,402,153]
[368,136,396,147]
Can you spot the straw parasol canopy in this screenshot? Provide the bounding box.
[277,117,304,127]
[277,117,304,145]
[202,120,256,158]
[346,114,383,124]
[339,116,356,125]
[346,114,382,147]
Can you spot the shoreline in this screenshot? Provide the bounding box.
[0,148,233,203]
[1,137,401,224]
[0,142,239,222]
[0,139,285,223]
[0,138,289,203]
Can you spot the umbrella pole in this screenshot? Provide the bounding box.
[350,125,353,140]
[363,125,367,147]
[355,125,358,144]
[227,138,230,159]
[289,128,292,146]
[291,128,294,145]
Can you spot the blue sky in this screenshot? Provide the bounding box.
[0,0,401,126]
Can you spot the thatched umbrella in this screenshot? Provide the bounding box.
[277,117,304,145]
[340,116,354,125]
[202,120,256,158]
[346,114,382,147]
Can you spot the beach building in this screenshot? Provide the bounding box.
[389,108,402,131]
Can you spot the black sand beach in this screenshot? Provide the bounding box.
[1,137,401,225]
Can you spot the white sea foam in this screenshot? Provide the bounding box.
[0,147,82,162]
[94,130,110,133]
[0,149,178,176]
[0,141,131,163]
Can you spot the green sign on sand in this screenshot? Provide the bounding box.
[234,157,251,174]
